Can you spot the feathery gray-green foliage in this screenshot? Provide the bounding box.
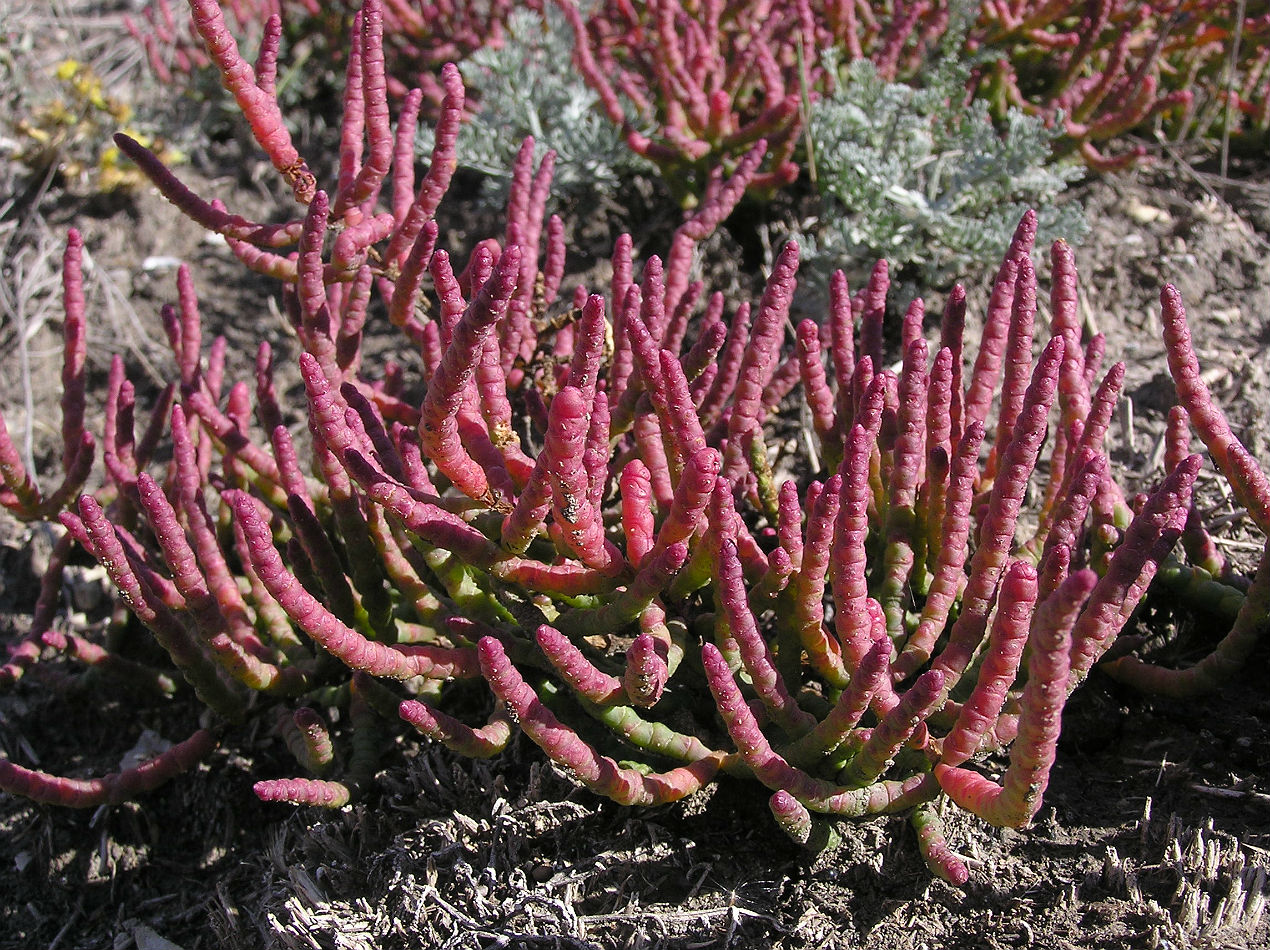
[798,49,1087,288]
[420,7,651,205]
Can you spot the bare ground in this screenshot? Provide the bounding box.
[3,5,1270,949]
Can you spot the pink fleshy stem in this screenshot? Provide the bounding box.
[839,669,943,788]
[932,338,1063,693]
[936,569,1095,828]
[229,490,477,681]
[759,353,804,420]
[335,264,373,373]
[500,436,558,556]
[386,64,463,269]
[294,192,342,380]
[172,404,276,661]
[939,285,966,444]
[657,349,709,479]
[661,279,701,357]
[608,284,640,414]
[1031,450,1107,579]
[399,699,513,758]
[828,269,855,425]
[789,475,849,688]
[1163,406,1225,578]
[701,642,926,816]
[939,561,1037,769]
[1161,285,1270,534]
[1048,238,1089,426]
[722,242,799,488]
[769,790,842,852]
[691,364,717,410]
[646,447,722,564]
[188,0,315,202]
[1,729,217,808]
[633,407,674,513]
[341,1,392,216]
[776,479,804,574]
[333,10,366,219]
[620,459,655,568]
[877,336,929,639]
[475,332,534,481]
[138,472,301,694]
[542,215,566,310]
[623,632,668,709]
[74,495,245,720]
[479,638,722,806]
[0,532,74,685]
[755,544,794,604]
[832,423,879,673]
[454,411,519,511]
[698,302,750,431]
[59,229,87,471]
[911,803,970,886]
[113,135,303,245]
[490,556,620,598]
[1102,538,1270,698]
[552,542,689,639]
[420,245,521,505]
[545,387,627,577]
[1068,455,1200,686]
[780,639,889,768]
[182,387,285,505]
[332,211,396,278]
[102,361,138,494]
[919,345,955,545]
[254,14,280,94]
[114,521,183,612]
[1072,362,1126,480]
[611,260,666,429]
[584,387,610,512]
[984,254,1038,482]
[796,319,838,467]
[283,707,335,773]
[228,510,309,663]
[567,295,609,402]
[663,140,765,314]
[963,257,1018,434]
[341,385,404,482]
[387,219,439,340]
[253,778,351,808]
[534,624,625,705]
[716,533,816,736]
[858,259,889,373]
[0,413,43,515]
[222,232,297,280]
[340,448,500,569]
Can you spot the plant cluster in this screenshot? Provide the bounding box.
[127,1,1270,188]
[960,0,1270,168]
[3,0,1268,885]
[126,0,528,108]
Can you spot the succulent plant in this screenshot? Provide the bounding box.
[3,0,1266,887]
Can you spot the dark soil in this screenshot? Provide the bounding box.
[2,5,1269,950]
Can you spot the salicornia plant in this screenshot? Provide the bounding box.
[2,0,1266,886]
